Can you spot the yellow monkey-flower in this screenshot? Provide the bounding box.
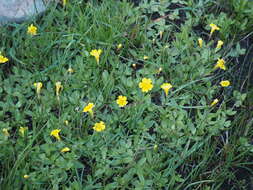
[161,83,173,96]
[139,78,153,93]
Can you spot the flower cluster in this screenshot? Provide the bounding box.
[198,24,231,105]
[2,22,233,154]
[33,81,64,100]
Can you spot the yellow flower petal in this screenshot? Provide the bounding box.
[214,58,226,70]
[23,175,29,179]
[93,121,106,132]
[216,40,224,50]
[64,120,69,125]
[143,56,149,60]
[116,95,128,107]
[157,67,162,74]
[67,68,74,73]
[209,23,220,36]
[83,103,94,112]
[34,82,43,96]
[50,129,61,141]
[210,98,219,106]
[55,82,63,98]
[159,31,163,39]
[62,0,67,6]
[139,78,153,93]
[61,147,70,153]
[0,55,9,64]
[90,49,102,64]
[220,80,230,87]
[161,83,173,96]
[2,128,10,137]
[117,44,122,50]
[27,24,37,35]
[19,127,28,137]
[198,38,203,48]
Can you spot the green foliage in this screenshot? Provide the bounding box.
[0,0,252,189]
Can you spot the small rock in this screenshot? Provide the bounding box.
[0,0,55,25]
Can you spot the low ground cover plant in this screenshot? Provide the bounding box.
[0,0,252,189]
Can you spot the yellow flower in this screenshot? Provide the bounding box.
[159,31,163,39]
[90,49,102,64]
[19,127,28,137]
[210,98,219,106]
[55,81,63,98]
[161,83,173,96]
[198,38,203,48]
[132,63,136,68]
[64,120,69,125]
[157,67,162,74]
[61,147,70,153]
[83,103,94,116]
[2,128,10,137]
[209,23,220,36]
[117,44,122,50]
[67,67,74,73]
[214,58,226,70]
[220,80,230,87]
[62,0,67,6]
[34,82,43,96]
[116,95,128,107]
[27,24,37,35]
[93,121,106,132]
[23,175,29,179]
[216,40,224,50]
[143,56,149,60]
[139,78,153,93]
[0,54,9,64]
[50,129,61,141]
